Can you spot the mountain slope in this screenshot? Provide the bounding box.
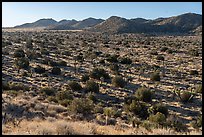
[14,18,58,28]
[89,13,202,34]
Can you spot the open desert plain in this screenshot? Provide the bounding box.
[2,2,202,135]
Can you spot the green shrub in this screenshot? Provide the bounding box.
[106,54,119,63]
[135,87,152,102]
[58,60,67,66]
[61,50,71,56]
[141,120,156,131]
[119,57,132,64]
[89,68,110,80]
[9,82,29,91]
[15,57,29,69]
[189,70,199,75]
[68,81,82,91]
[13,49,25,58]
[81,74,89,82]
[25,39,33,49]
[160,47,168,52]
[2,81,10,90]
[40,87,56,96]
[48,60,59,66]
[148,103,168,117]
[51,67,61,75]
[156,55,164,61]
[69,98,94,116]
[85,80,99,93]
[150,72,160,81]
[166,115,188,132]
[189,49,199,57]
[148,112,166,125]
[112,76,126,88]
[110,63,119,72]
[150,50,158,55]
[56,90,73,101]
[47,96,58,103]
[87,92,97,103]
[41,49,49,55]
[124,100,149,119]
[34,65,46,74]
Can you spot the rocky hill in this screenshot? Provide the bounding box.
[90,13,202,34]
[14,18,58,28]
[14,13,202,34]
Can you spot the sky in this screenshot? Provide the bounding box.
[2,2,202,27]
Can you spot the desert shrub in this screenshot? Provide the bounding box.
[48,60,59,66]
[58,60,67,66]
[124,95,137,105]
[85,80,99,93]
[99,59,105,64]
[112,76,126,88]
[41,49,49,55]
[195,84,202,93]
[148,112,166,125]
[56,90,73,101]
[69,98,94,116]
[94,103,104,114]
[106,54,119,63]
[9,82,29,91]
[160,47,168,52]
[109,63,119,72]
[141,120,156,131]
[47,96,58,103]
[119,57,132,64]
[167,49,173,54]
[87,92,97,103]
[189,49,199,57]
[124,100,149,119]
[40,87,56,96]
[56,123,75,135]
[150,72,160,81]
[51,67,61,75]
[15,57,29,69]
[189,70,199,75]
[156,55,164,61]
[179,91,193,103]
[68,81,82,91]
[13,49,25,58]
[61,50,71,56]
[25,39,33,49]
[150,50,158,55]
[135,87,152,102]
[2,81,10,90]
[148,103,168,117]
[89,68,110,80]
[190,116,202,129]
[166,115,188,132]
[34,65,46,74]
[81,74,90,82]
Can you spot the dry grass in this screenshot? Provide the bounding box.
[2,118,202,135]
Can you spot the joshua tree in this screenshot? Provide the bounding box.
[103,107,115,125]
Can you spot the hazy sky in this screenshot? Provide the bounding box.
[2,2,202,27]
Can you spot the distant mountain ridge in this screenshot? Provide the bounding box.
[14,13,202,34]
